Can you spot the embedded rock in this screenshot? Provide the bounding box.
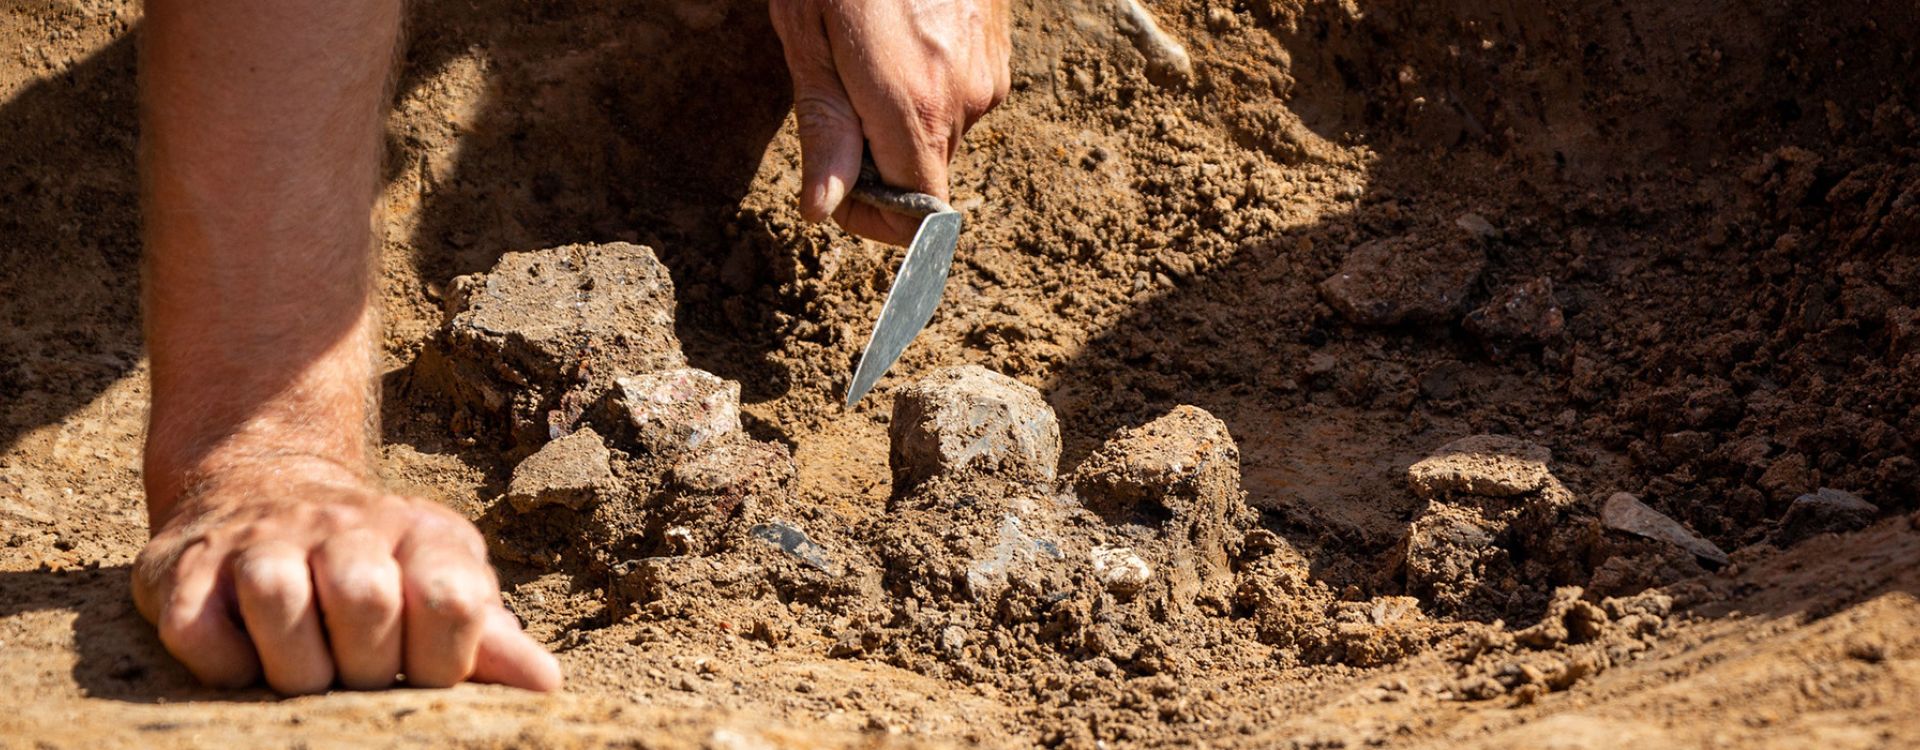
[418,243,686,446]
[1400,502,1506,612]
[889,366,1061,490]
[1319,234,1485,326]
[1777,487,1879,545]
[1092,545,1153,597]
[1397,434,1580,615]
[506,427,613,512]
[611,368,742,457]
[1074,406,1256,608]
[1601,492,1729,566]
[1465,276,1566,345]
[656,440,796,554]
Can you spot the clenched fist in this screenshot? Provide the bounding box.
[132,460,562,694]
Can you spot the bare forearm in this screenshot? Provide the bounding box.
[140,0,402,520]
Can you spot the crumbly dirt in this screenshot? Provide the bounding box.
[3,0,1918,747]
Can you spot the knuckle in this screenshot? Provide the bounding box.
[233,553,309,605]
[416,570,493,622]
[325,563,402,619]
[909,93,953,140]
[155,607,207,653]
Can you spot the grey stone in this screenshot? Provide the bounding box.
[964,514,1066,600]
[1601,492,1729,566]
[506,427,613,512]
[1455,212,1499,239]
[1777,487,1879,544]
[419,243,686,446]
[748,522,836,575]
[612,368,741,456]
[889,365,1061,489]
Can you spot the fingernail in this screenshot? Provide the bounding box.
[818,175,848,219]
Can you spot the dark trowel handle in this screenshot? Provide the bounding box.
[849,159,957,219]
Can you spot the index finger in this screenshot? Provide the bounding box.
[832,197,922,246]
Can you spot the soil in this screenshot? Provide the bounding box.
[3,0,1917,747]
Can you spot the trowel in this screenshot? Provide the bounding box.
[841,162,964,408]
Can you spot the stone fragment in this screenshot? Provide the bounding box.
[1407,435,1555,499]
[506,427,612,512]
[1776,488,1879,544]
[1455,212,1499,239]
[1465,276,1565,344]
[1092,545,1152,597]
[1318,234,1485,326]
[748,522,837,575]
[889,366,1061,489]
[1601,492,1729,566]
[1074,406,1256,607]
[965,514,1065,600]
[612,368,741,456]
[418,243,686,446]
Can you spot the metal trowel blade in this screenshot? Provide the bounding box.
[843,210,963,408]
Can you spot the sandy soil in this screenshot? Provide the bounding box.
[3,0,1917,747]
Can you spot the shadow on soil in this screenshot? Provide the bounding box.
[0,566,266,703]
[0,34,142,457]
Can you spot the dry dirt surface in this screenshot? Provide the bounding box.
[4,0,1919,747]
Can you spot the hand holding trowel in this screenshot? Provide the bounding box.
[839,160,965,408]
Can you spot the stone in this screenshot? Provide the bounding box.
[418,243,687,446]
[505,427,613,512]
[1465,276,1565,344]
[1407,435,1555,499]
[964,514,1065,600]
[1455,212,1499,239]
[443,243,682,379]
[889,365,1061,489]
[748,522,837,575]
[612,368,741,456]
[1777,488,1879,545]
[1600,492,1729,567]
[1092,545,1152,597]
[1073,406,1240,518]
[1318,234,1485,326]
[1074,406,1256,607]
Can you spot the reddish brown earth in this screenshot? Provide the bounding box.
[3,0,1917,747]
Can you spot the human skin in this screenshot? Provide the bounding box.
[133,0,1007,694]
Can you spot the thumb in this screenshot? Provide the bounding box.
[470,606,563,692]
[772,0,864,225]
[792,82,865,224]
